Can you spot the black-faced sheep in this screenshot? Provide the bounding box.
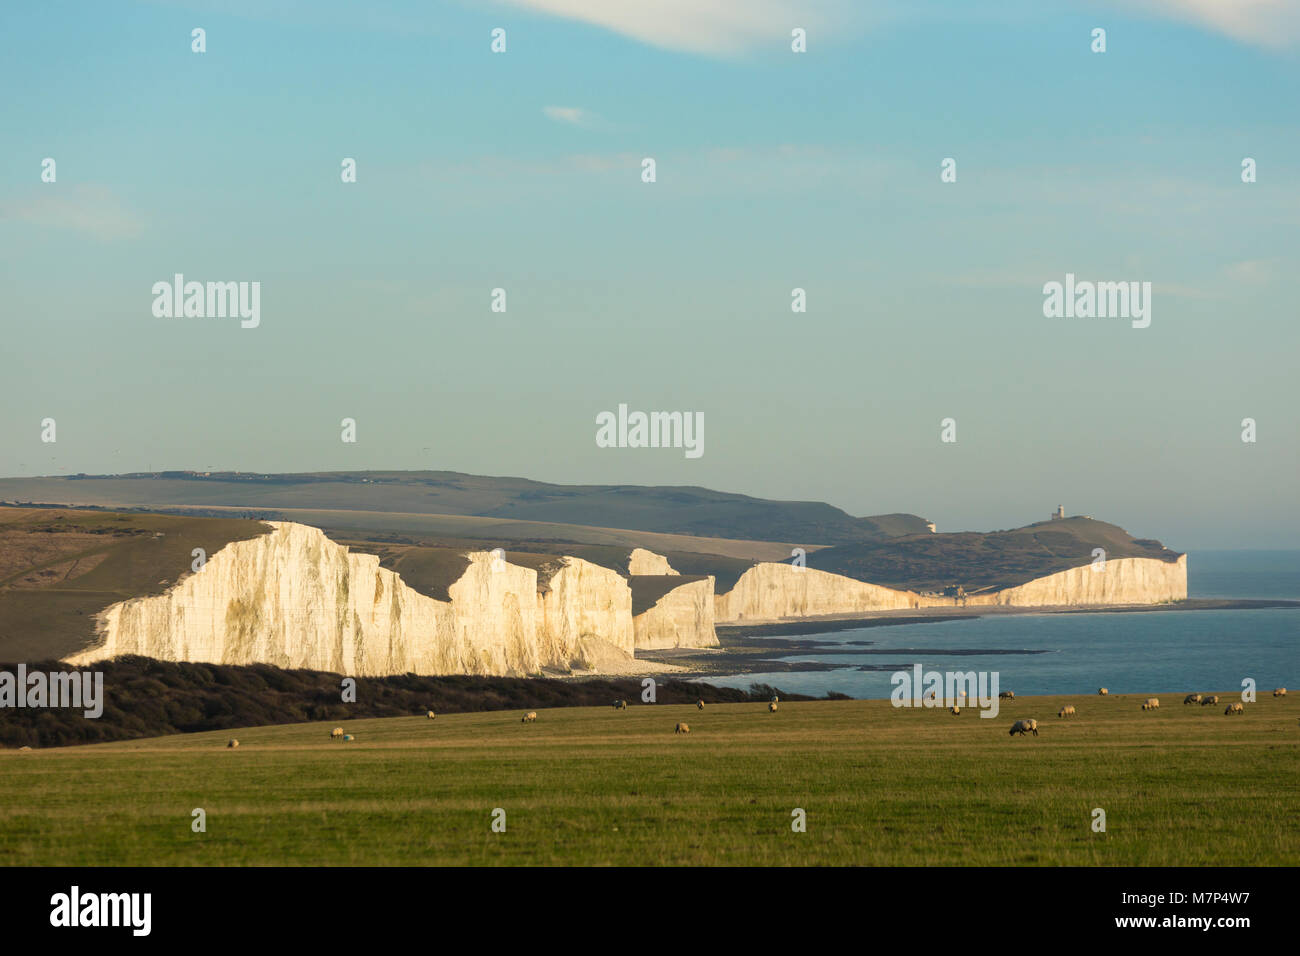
[330,727,344,740]
[1224,702,1245,715]
[675,722,690,734]
[1201,695,1219,706]
[768,701,778,713]
[696,700,704,710]
[227,739,239,749]
[1098,687,1108,695]
[950,705,961,715]
[522,711,537,723]
[426,710,436,719]
[1009,718,1038,737]
[999,691,1015,700]
[1058,705,1076,717]
[1142,698,1160,710]
[1274,688,1288,698]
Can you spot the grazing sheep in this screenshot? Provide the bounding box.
[343,734,354,741]
[999,691,1015,700]
[768,701,778,713]
[1009,718,1038,737]
[330,727,344,740]
[696,700,704,710]
[613,699,627,710]
[426,710,436,719]
[1141,698,1160,710]
[17,746,32,752]
[675,722,690,734]
[1184,693,1202,705]
[1274,688,1288,698]
[1058,705,1076,718]
[770,695,779,704]
[1201,695,1219,706]
[1224,702,1245,715]
[227,739,239,749]
[950,705,961,716]
[522,711,537,723]
[1098,688,1108,696]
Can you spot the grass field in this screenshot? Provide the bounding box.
[1,693,1295,866]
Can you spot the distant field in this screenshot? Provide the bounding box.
[2,694,1294,866]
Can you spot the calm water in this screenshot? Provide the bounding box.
[702,550,1299,699]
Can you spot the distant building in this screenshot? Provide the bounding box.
[1050,505,1065,520]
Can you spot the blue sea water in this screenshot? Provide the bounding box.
[701,550,1300,699]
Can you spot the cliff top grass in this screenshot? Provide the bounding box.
[1,692,1293,866]
[0,509,271,662]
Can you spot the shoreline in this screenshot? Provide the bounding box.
[634,597,1300,678]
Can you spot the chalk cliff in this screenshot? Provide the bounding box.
[63,523,647,676]
[714,556,1186,623]
[633,577,718,650]
[58,520,1185,673]
[714,564,927,622]
[539,557,636,666]
[966,555,1188,607]
[628,548,678,576]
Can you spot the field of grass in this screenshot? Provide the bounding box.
[1,693,1295,866]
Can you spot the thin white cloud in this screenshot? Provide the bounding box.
[493,0,851,55]
[0,185,144,240]
[543,105,596,126]
[1116,0,1300,48]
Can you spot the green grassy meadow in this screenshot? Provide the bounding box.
[1,693,1295,866]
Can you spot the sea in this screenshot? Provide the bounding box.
[700,550,1300,699]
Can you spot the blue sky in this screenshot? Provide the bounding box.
[1,0,1297,548]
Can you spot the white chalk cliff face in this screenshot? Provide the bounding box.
[628,548,678,576]
[969,555,1188,607]
[63,523,649,677]
[714,556,1187,623]
[714,564,924,623]
[540,557,636,666]
[633,577,718,650]
[59,522,1185,672]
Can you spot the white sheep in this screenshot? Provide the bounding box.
[1098,688,1108,696]
[675,722,690,734]
[696,699,704,710]
[1058,705,1076,718]
[227,739,239,749]
[426,710,436,719]
[1141,698,1160,710]
[768,701,778,713]
[1274,688,1288,698]
[1009,718,1038,737]
[950,705,961,715]
[1224,702,1245,715]
[330,727,344,740]
[522,711,537,723]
